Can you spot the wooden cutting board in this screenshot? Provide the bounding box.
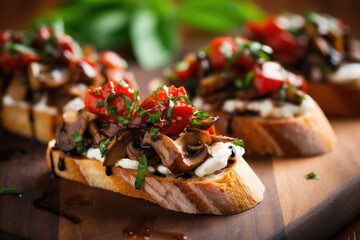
[0,117,360,240]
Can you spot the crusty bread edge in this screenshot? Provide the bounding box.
[1,99,58,143]
[212,102,336,157]
[46,140,265,215]
[307,82,360,117]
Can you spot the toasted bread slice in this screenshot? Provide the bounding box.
[46,140,265,215]
[307,82,360,117]
[211,102,336,157]
[1,97,60,143]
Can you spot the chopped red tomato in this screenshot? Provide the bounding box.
[246,17,305,65]
[0,30,11,46]
[208,37,253,70]
[253,62,286,95]
[130,86,195,135]
[85,81,138,123]
[173,53,198,80]
[206,125,216,135]
[0,51,39,72]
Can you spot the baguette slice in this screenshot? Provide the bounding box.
[1,97,60,143]
[307,82,360,117]
[46,140,265,215]
[211,102,336,157]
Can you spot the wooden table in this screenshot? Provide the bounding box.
[1,62,360,239]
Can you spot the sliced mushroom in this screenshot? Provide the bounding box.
[98,119,125,137]
[211,135,235,143]
[103,130,137,166]
[199,73,232,96]
[88,120,107,146]
[28,62,45,91]
[126,138,156,160]
[143,130,210,174]
[190,116,219,130]
[56,110,93,152]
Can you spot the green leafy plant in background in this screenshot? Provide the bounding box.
[36,0,264,69]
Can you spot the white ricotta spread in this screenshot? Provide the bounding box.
[86,142,244,178]
[222,95,314,118]
[86,148,154,172]
[194,142,244,177]
[327,63,360,84]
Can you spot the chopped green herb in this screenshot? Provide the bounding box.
[116,115,130,125]
[232,138,245,148]
[149,127,160,141]
[166,100,175,119]
[95,100,104,108]
[4,42,37,55]
[177,95,194,106]
[99,138,112,158]
[133,90,139,103]
[0,187,22,196]
[193,111,210,118]
[278,85,287,107]
[71,131,84,154]
[121,94,133,111]
[306,172,320,180]
[150,112,161,124]
[134,154,148,190]
[104,94,130,125]
[191,119,201,126]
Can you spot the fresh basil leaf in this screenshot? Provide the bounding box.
[4,42,37,55]
[99,138,112,158]
[95,100,104,108]
[71,131,85,154]
[150,112,161,124]
[130,7,173,69]
[306,172,320,180]
[232,138,244,148]
[0,187,22,196]
[149,127,160,141]
[194,111,209,118]
[134,154,148,190]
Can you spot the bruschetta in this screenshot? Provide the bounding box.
[244,12,360,116]
[162,36,336,157]
[46,83,265,215]
[0,25,137,143]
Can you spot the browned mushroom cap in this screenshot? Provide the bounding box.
[211,135,235,143]
[102,130,138,167]
[28,62,70,89]
[199,73,232,96]
[190,116,219,130]
[126,138,156,161]
[142,130,211,174]
[56,110,93,152]
[88,120,107,146]
[97,119,125,137]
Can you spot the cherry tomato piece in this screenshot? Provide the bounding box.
[253,62,286,95]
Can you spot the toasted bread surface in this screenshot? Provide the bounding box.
[46,140,265,215]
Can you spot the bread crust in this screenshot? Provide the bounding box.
[46,140,265,215]
[1,99,59,143]
[307,82,360,117]
[211,103,336,157]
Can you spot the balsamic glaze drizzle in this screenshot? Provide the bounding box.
[33,190,81,224]
[58,157,65,171]
[105,166,112,176]
[49,148,57,178]
[123,216,187,240]
[0,148,26,161]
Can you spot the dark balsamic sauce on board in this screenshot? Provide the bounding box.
[0,148,26,161]
[33,190,81,224]
[123,216,187,240]
[58,157,65,171]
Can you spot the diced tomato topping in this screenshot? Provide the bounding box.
[0,51,39,72]
[84,81,138,123]
[173,54,198,80]
[253,62,286,95]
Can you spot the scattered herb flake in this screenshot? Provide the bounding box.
[194,111,209,118]
[306,172,320,180]
[232,138,245,148]
[134,154,148,190]
[0,187,22,196]
[95,100,104,108]
[149,127,160,141]
[150,112,161,124]
[71,131,84,154]
[99,138,112,158]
